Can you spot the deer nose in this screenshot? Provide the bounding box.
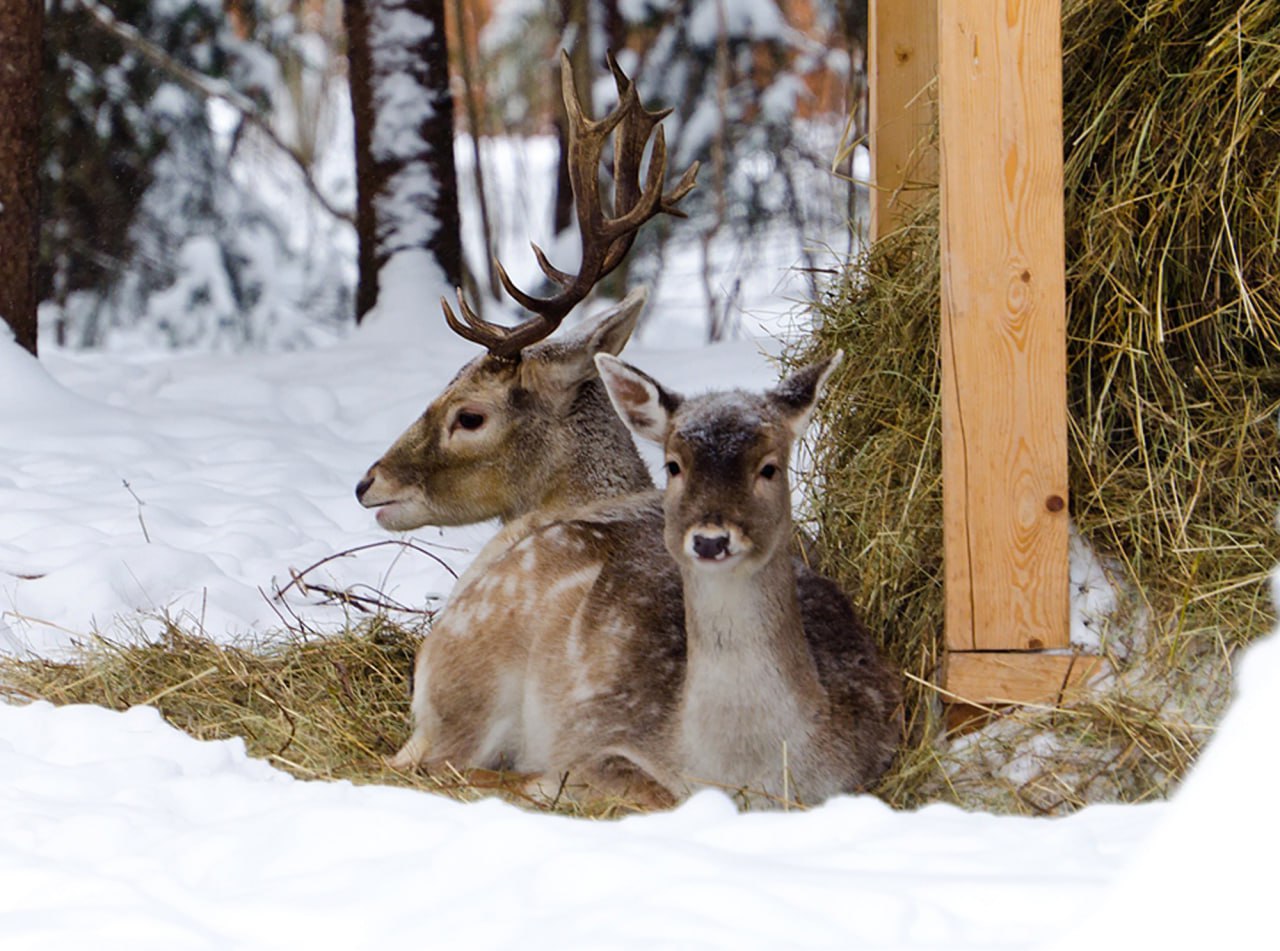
[692,532,731,560]
[355,474,374,503]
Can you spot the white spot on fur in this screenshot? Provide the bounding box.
[565,608,610,704]
[547,563,602,600]
[500,572,519,600]
[520,684,556,767]
[518,543,539,572]
[472,597,495,625]
[440,602,476,634]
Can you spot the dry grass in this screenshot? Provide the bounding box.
[789,0,1280,812]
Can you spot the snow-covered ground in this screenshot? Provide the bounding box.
[1,307,1277,947]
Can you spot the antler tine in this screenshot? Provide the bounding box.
[663,160,701,213]
[603,163,699,280]
[529,242,575,289]
[441,289,526,355]
[560,50,628,143]
[606,50,663,218]
[494,258,552,316]
[595,51,663,273]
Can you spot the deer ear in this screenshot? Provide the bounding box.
[584,287,647,357]
[768,351,844,440]
[594,353,680,444]
[521,288,647,393]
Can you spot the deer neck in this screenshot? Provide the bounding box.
[676,545,825,784]
[514,379,652,521]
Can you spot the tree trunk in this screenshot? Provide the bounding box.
[346,0,462,324]
[0,0,43,356]
[600,0,626,57]
[553,0,592,237]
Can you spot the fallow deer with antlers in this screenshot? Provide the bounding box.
[355,53,698,576]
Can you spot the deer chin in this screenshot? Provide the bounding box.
[689,550,741,570]
[372,499,430,531]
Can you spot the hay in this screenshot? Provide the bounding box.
[792,0,1280,811]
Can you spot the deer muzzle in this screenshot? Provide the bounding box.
[683,523,751,564]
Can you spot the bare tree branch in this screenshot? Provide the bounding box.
[73,0,354,225]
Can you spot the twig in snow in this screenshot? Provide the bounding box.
[121,479,151,543]
[274,539,459,603]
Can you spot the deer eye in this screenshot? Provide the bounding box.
[665,460,682,477]
[454,410,486,432]
[759,463,779,480]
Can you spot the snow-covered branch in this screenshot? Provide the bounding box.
[73,0,354,225]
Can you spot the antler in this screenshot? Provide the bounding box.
[442,50,700,360]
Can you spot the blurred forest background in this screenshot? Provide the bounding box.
[25,0,871,352]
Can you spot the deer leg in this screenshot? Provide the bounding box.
[537,753,679,812]
[387,634,519,772]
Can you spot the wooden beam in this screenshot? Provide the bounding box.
[938,2,1069,656]
[945,652,1102,708]
[868,0,937,240]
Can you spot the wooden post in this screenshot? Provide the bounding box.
[869,0,937,240]
[937,2,1071,705]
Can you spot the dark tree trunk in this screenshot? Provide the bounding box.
[0,0,43,356]
[600,0,626,56]
[346,0,462,324]
[553,0,592,237]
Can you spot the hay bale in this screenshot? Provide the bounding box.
[793,0,1280,812]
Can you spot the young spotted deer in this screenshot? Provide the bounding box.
[388,355,901,808]
[356,53,698,560]
[596,352,902,803]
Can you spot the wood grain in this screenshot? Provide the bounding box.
[938,1,1069,653]
[945,652,1102,707]
[869,0,938,240]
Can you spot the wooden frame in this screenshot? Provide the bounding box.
[869,1,1071,709]
[868,0,938,238]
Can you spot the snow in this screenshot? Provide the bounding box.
[0,696,1158,950]
[365,0,452,267]
[687,0,788,46]
[1,307,1276,946]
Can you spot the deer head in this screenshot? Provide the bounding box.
[357,53,699,529]
[595,352,844,571]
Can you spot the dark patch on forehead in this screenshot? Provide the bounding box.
[672,393,772,466]
[508,386,536,411]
